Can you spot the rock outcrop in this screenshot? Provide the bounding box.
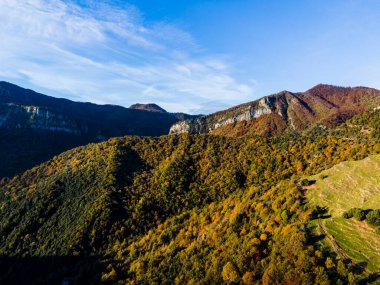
[0,104,82,134]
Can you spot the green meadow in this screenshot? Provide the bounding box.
[307,155,380,272]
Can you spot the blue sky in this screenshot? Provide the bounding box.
[1,0,379,114]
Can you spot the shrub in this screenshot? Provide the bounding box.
[343,208,366,221]
[300,179,315,186]
[353,209,366,221]
[366,209,380,226]
[342,211,353,219]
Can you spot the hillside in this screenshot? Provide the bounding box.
[0,82,196,178]
[169,84,380,137]
[306,155,380,272]
[1,109,380,284]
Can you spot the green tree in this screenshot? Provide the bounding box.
[222,262,240,283]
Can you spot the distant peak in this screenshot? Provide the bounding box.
[129,103,167,113]
[274,90,292,96]
[307,84,346,93]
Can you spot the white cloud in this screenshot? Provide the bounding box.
[0,0,254,114]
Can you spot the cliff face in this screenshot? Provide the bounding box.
[169,97,274,134]
[169,85,380,136]
[0,104,82,134]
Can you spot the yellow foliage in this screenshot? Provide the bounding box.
[222,262,240,283]
[260,233,267,241]
[282,224,293,236]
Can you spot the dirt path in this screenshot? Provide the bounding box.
[318,221,371,274]
[319,222,350,259]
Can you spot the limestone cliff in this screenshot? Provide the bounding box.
[0,104,82,134]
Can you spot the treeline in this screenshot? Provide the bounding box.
[343,208,380,234]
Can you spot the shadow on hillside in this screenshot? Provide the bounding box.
[311,233,326,244]
[0,255,102,285]
[363,273,380,284]
[349,261,380,283]
[311,206,331,220]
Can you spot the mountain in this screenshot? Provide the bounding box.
[129,103,167,113]
[169,84,380,137]
[0,108,379,284]
[0,81,195,137]
[0,81,197,178]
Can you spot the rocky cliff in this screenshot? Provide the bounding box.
[0,103,82,134]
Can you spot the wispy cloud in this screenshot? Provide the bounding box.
[0,0,254,113]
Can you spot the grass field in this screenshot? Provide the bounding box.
[306,155,380,272]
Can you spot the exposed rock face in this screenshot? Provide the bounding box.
[169,120,191,134]
[169,85,380,136]
[169,96,277,134]
[0,104,82,134]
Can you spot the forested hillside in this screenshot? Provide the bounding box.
[1,109,380,284]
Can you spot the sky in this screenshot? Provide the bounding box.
[0,0,379,114]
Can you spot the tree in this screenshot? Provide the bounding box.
[353,208,366,221]
[222,262,240,283]
[242,272,254,285]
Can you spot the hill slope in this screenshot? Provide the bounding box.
[170,84,380,137]
[306,155,380,272]
[1,109,380,283]
[0,82,196,178]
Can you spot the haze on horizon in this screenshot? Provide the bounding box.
[0,0,379,114]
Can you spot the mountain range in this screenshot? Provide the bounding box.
[0,81,380,284]
[2,81,380,178]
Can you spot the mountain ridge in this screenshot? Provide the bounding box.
[0,81,193,135]
[0,81,197,178]
[169,84,380,136]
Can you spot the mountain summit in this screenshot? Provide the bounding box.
[129,103,167,113]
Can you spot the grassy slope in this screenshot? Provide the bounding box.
[307,155,380,272]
